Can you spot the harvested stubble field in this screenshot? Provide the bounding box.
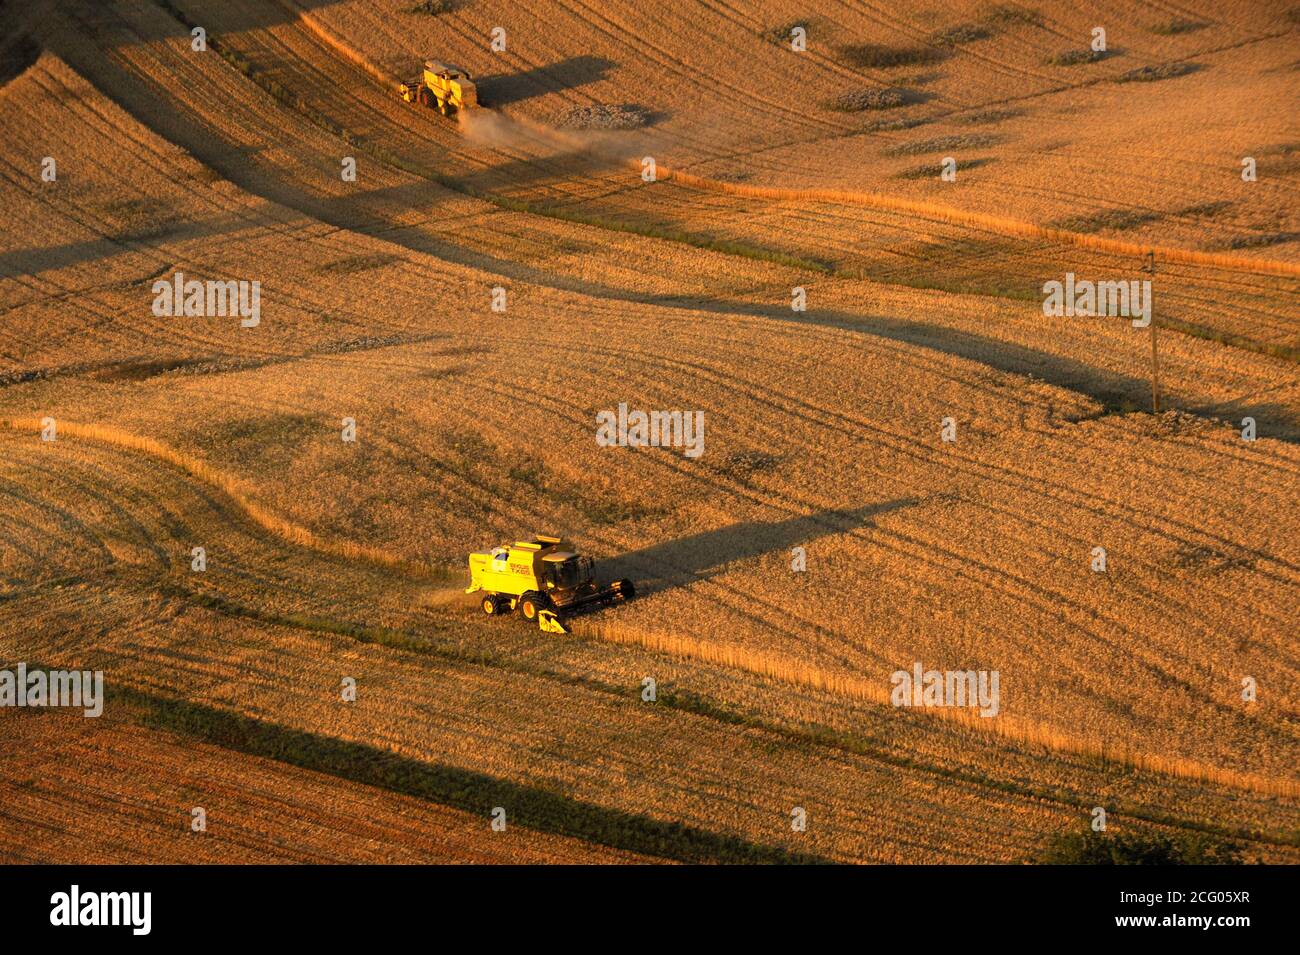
[0,0,1296,864]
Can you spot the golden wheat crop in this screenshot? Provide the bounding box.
[0,0,1296,864]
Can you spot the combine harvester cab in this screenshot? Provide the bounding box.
[400,60,478,116]
[465,535,634,633]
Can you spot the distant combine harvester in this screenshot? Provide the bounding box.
[399,60,478,116]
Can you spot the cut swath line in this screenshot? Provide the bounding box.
[0,417,426,576]
[570,618,1300,800]
[658,167,1300,278]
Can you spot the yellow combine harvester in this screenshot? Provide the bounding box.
[399,60,478,115]
[465,535,634,633]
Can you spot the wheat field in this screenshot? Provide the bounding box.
[0,0,1296,865]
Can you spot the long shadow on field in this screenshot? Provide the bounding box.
[603,499,917,594]
[755,303,1153,413]
[39,0,345,39]
[0,31,40,87]
[0,210,272,278]
[645,298,1300,442]
[476,56,616,108]
[117,685,827,864]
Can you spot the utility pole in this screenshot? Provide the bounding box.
[1143,251,1160,414]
